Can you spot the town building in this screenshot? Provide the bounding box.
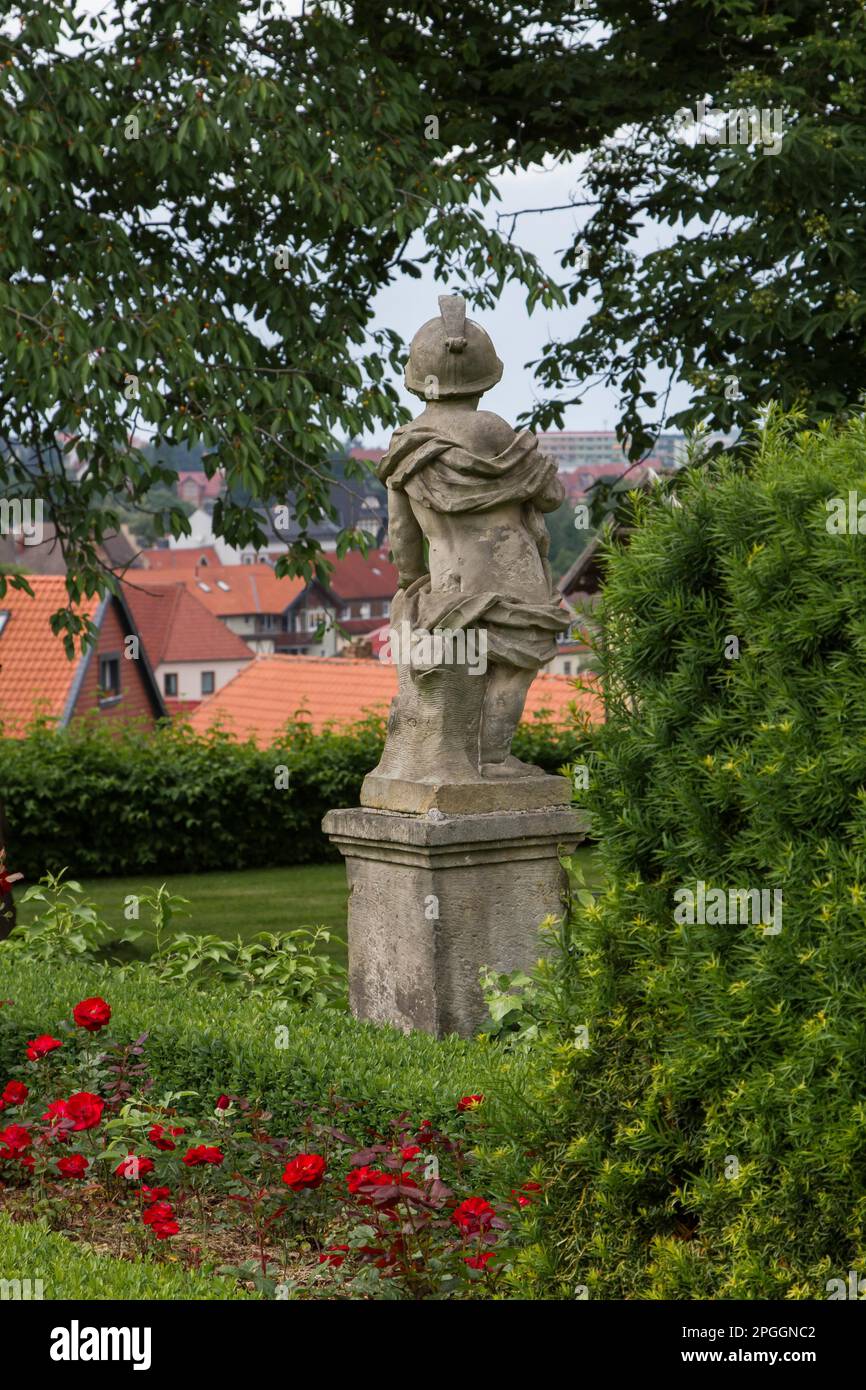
[0,576,164,736]
[138,545,220,570]
[187,654,603,744]
[135,563,338,657]
[175,470,224,509]
[122,581,253,712]
[537,430,687,473]
[326,545,397,649]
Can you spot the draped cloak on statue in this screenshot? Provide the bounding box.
[378,425,570,672]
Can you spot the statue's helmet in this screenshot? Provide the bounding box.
[405,295,503,399]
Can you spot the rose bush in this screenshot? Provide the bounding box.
[0,993,541,1299]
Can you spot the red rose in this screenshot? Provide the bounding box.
[57,1154,89,1179]
[451,1196,496,1235]
[0,1123,32,1158]
[72,996,111,1033]
[42,1099,69,1127]
[457,1094,484,1113]
[143,1200,175,1225]
[142,1184,171,1202]
[0,866,22,895]
[182,1145,224,1167]
[464,1252,495,1270]
[65,1092,103,1132]
[346,1164,387,1195]
[282,1153,326,1192]
[400,1145,421,1161]
[115,1153,155,1180]
[215,1094,231,1110]
[25,1034,62,1061]
[1,1080,28,1107]
[147,1123,184,1151]
[319,1248,348,1267]
[150,1219,179,1240]
[513,1180,543,1207]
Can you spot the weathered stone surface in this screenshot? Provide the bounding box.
[324,296,583,1037]
[323,805,586,1037]
[360,772,572,815]
[362,293,570,798]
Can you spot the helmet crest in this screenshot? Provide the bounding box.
[438,295,467,354]
[405,296,503,399]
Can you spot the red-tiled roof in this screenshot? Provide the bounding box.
[139,546,220,570]
[348,446,386,463]
[326,546,397,600]
[137,563,306,616]
[188,654,602,742]
[340,617,391,635]
[123,582,254,666]
[164,697,201,717]
[177,470,224,498]
[0,577,99,733]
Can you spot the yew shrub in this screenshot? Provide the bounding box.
[495,415,866,1298]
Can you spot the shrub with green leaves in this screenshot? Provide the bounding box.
[0,957,531,1136]
[0,1213,251,1299]
[5,874,349,1010]
[493,414,866,1299]
[0,712,579,880]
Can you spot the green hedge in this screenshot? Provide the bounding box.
[497,415,866,1299]
[0,1213,251,1300]
[0,712,580,879]
[0,957,532,1132]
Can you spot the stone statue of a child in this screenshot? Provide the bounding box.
[362,295,570,808]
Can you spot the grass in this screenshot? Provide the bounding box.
[12,846,603,966]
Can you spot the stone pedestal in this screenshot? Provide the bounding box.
[323,804,585,1038]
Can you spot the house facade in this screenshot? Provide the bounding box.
[139,563,338,657]
[123,581,253,711]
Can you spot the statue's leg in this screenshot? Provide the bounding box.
[370,656,487,783]
[480,662,546,778]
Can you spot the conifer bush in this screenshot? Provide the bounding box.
[500,414,866,1299]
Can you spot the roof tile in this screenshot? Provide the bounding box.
[188,654,602,743]
[123,582,254,665]
[0,577,99,734]
[134,562,306,616]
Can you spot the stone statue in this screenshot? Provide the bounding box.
[362,295,571,813]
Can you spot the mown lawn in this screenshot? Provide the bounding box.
[13,847,603,965]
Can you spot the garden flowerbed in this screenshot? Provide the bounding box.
[0,983,541,1299]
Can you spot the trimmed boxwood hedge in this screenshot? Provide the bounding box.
[0,958,533,1132]
[0,711,580,879]
[0,1213,251,1300]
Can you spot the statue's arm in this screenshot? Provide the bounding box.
[535,463,565,514]
[388,486,426,587]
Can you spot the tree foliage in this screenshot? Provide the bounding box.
[5,1,866,635]
[521,0,866,454]
[0,0,554,639]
